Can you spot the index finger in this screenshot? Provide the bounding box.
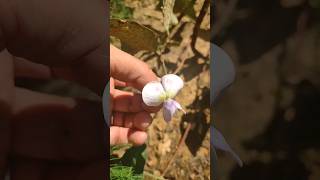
[110,45,158,90]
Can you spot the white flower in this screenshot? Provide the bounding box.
[142,74,185,122]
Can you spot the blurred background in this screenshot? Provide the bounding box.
[212,0,320,180]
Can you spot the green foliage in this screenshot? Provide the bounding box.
[110,166,143,180]
[110,145,146,180]
[110,0,133,19]
[120,144,147,174]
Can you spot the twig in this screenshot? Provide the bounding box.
[161,58,168,74]
[157,18,185,75]
[161,77,203,177]
[161,122,193,177]
[158,13,185,54]
[173,41,189,74]
[191,0,210,56]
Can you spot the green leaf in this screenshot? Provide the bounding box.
[110,165,143,180]
[110,19,159,54]
[120,144,147,175]
[110,0,133,19]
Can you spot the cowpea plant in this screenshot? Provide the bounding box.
[211,44,243,178]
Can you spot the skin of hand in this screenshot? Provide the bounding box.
[0,0,107,179]
[110,45,160,146]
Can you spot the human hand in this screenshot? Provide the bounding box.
[0,0,107,179]
[109,45,160,146]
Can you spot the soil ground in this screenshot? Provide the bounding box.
[123,0,211,179]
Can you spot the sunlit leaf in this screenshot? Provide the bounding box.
[110,19,159,54]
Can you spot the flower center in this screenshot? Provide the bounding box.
[159,91,173,101]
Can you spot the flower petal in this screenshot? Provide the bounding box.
[172,100,186,114]
[163,106,174,122]
[161,74,183,98]
[163,99,178,122]
[163,99,185,122]
[211,127,243,167]
[142,81,166,106]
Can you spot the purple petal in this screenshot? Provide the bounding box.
[172,100,186,114]
[211,127,243,166]
[164,99,186,122]
[163,107,174,122]
[163,100,177,122]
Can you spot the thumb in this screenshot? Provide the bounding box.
[110,45,158,90]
